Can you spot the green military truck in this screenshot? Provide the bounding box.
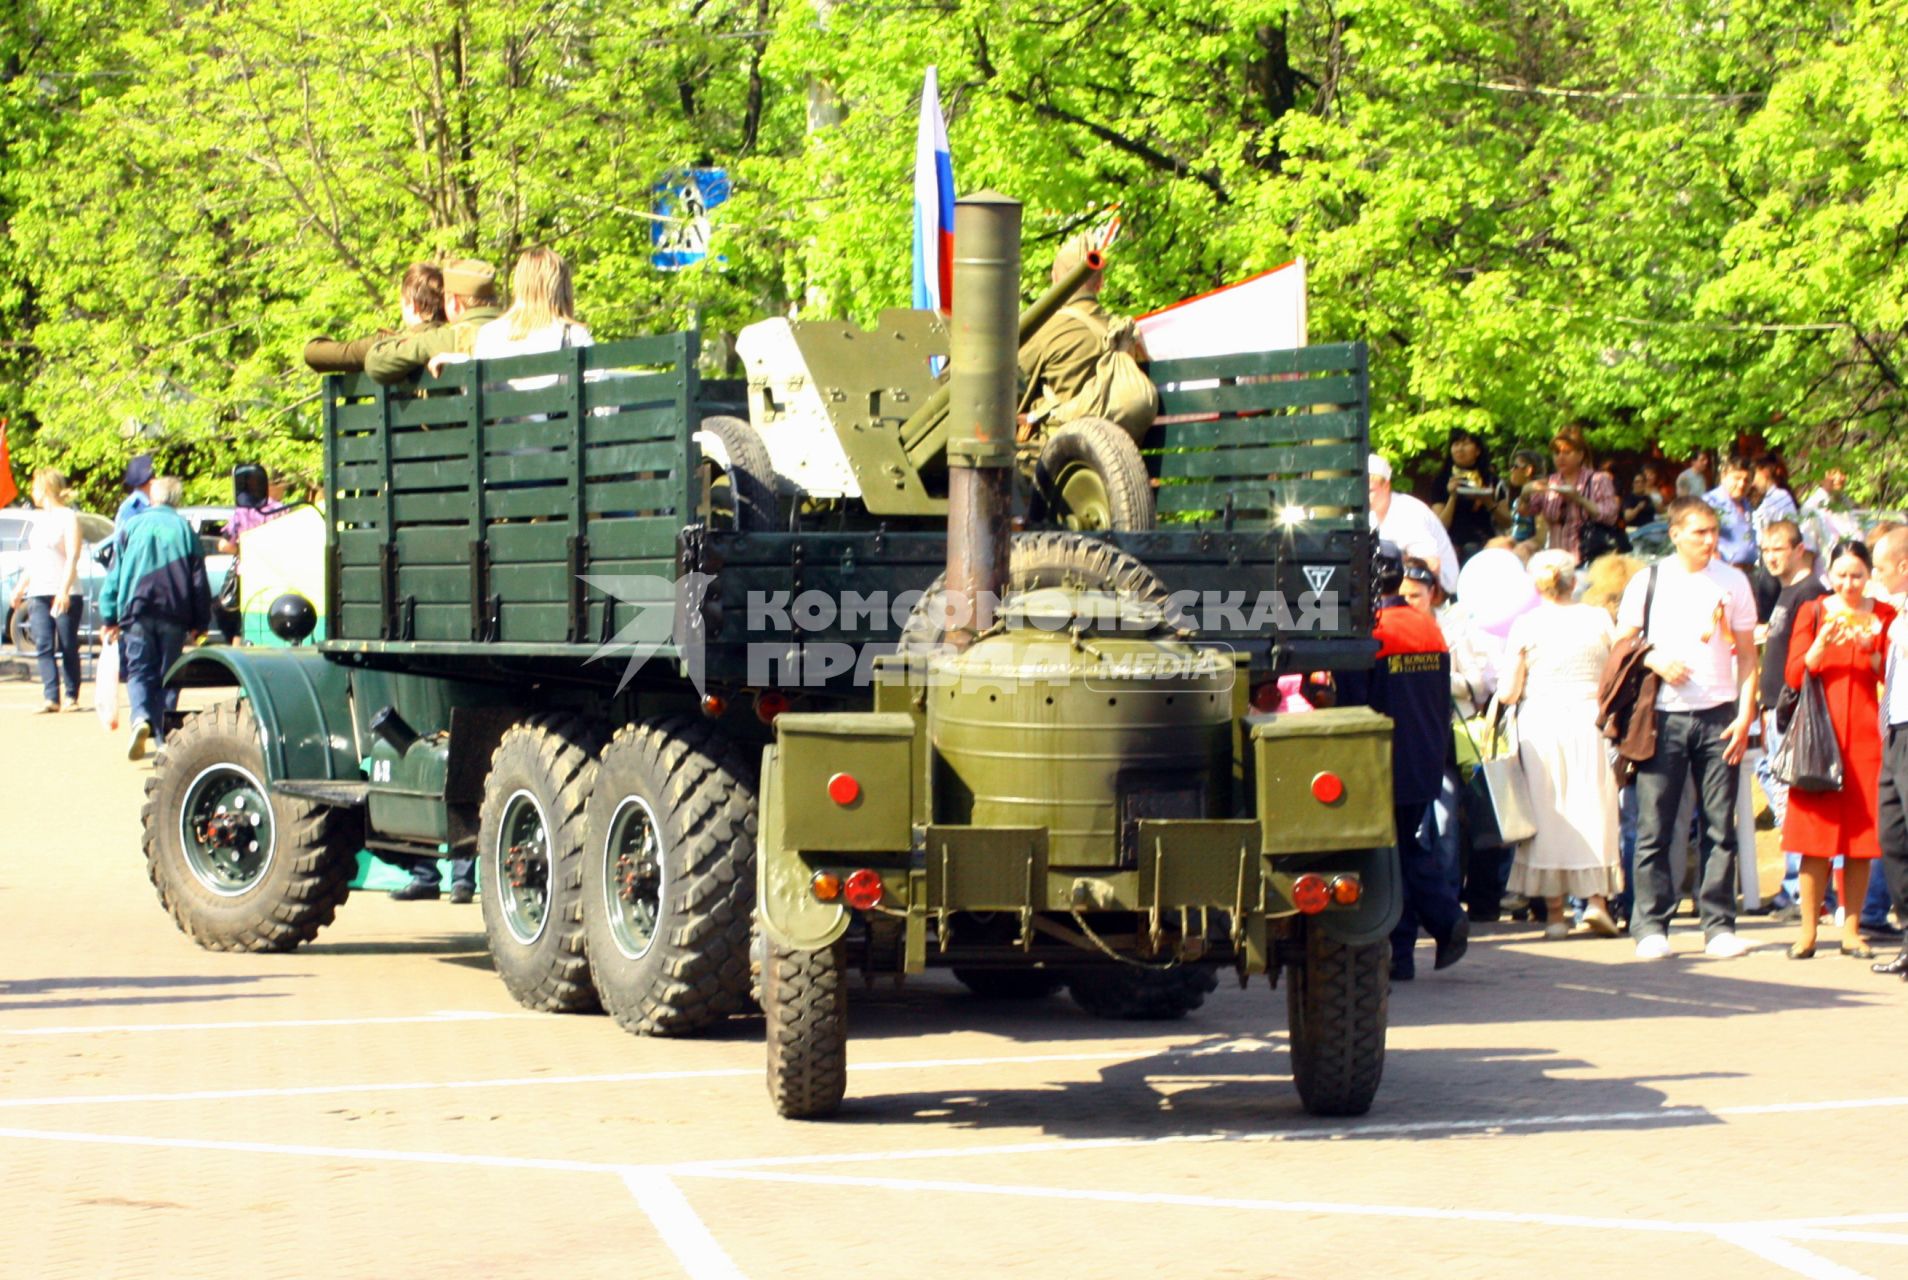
[146,192,1401,1118]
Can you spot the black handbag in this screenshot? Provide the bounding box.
[1579,519,1631,564]
[1770,672,1843,792]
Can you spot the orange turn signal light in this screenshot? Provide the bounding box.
[827,772,861,806]
[1329,874,1362,906]
[810,872,843,902]
[701,694,728,719]
[1310,771,1345,804]
[843,868,884,911]
[1292,873,1330,915]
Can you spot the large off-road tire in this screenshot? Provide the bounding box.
[142,699,358,952]
[1065,965,1221,1020]
[896,530,1187,654]
[764,940,848,1119]
[582,716,758,1036]
[1036,417,1156,532]
[1285,925,1389,1117]
[694,414,778,532]
[952,968,1066,1000]
[477,714,604,1013]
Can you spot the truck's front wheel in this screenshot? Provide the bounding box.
[582,717,758,1036]
[142,700,357,952]
[764,940,847,1118]
[1285,925,1389,1117]
[477,715,602,1013]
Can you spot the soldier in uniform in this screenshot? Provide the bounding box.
[363,258,503,384]
[303,263,445,374]
[1341,542,1470,981]
[1016,232,1150,440]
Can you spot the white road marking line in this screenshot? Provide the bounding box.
[0,1010,535,1037]
[1552,982,1765,1012]
[1716,1230,1878,1280]
[1785,1229,1908,1246]
[623,1172,749,1280]
[0,1125,629,1174]
[0,1047,1193,1110]
[677,1167,1709,1234]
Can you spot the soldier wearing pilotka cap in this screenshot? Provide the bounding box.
[364,257,504,385]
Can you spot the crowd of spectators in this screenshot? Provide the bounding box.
[1365,427,1908,975]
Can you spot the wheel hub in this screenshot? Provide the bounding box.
[179,765,275,897]
[496,791,553,945]
[603,796,665,961]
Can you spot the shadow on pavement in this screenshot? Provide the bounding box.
[303,934,487,957]
[0,972,306,1012]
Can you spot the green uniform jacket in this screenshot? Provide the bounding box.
[1017,296,1110,415]
[363,305,504,385]
[304,321,439,374]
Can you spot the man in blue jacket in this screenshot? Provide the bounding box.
[101,476,211,760]
[1342,543,1470,981]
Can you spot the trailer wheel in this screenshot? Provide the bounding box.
[953,968,1066,1000]
[764,940,848,1119]
[897,530,1187,654]
[1285,924,1389,1117]
[1065,965,1220,1020]
[582,716,758,1036]
[477,714,603,1013]
[142,700,357,952]
[1036,418,1155,532]
[694,414,778,532]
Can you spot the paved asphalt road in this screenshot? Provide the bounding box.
[3,674,1907,1280]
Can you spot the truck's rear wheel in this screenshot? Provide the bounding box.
[1065,965,1219,1020]
[142,700,357,952]
[477,714,603,1013]
[897,531,1187,654]
[694,414,778,532]
[952,968,1065,1000]
[765,940,848,1118]
[1036,418,1155,532]
[582,716,758,1036]
[1285,925,1389,1117]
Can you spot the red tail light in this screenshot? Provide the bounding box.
[1310,771,1344,804]
[755,690,789,724]
[1292,873,1330,915]
[1330,874,1362,906]
[827,772,861,806]
[1251,682,1280,713]
[843,868,884,911]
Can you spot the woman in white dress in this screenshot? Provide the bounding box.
[1498,550,1624,939]
[428,246,592,384]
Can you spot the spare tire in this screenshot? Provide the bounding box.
[896,530,1187,654]
[693,414,778,532]
[1036,417,1155,532]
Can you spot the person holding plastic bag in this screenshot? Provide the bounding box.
[1780,538,1894,960]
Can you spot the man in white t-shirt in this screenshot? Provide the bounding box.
[1617,496,1759,960]
[1369,455,1460,595]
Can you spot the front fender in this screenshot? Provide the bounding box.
[167,647,359,784]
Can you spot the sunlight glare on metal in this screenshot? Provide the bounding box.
[1278,504,1308,526]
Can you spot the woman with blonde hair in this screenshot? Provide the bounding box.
[1499,549,1625,938]
[7,467,84,712]
[476,246,591,358]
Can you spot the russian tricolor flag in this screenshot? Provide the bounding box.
[912,66,954,315]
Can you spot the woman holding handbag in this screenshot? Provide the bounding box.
[1499,551,1625,939]
[1781,539,1893,959]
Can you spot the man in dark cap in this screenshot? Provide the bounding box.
[363,258,503,384]
[304,263,445,374]
[115,453,155,536]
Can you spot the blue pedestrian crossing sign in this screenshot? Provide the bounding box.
[652,169,729,270]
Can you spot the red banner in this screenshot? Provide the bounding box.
[0,419,17,509]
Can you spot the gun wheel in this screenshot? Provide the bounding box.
[1285,924,1389,1116]
[764,940,847,1118]
[693,414,778,532]
[1036,418,1155,532]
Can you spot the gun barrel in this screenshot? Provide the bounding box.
[898,246,1105,462]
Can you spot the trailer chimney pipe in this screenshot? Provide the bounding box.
[943,193,1022,649]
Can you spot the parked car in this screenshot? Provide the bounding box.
[3,506,232,655]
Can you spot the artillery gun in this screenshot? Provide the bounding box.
[724,244,1153,531]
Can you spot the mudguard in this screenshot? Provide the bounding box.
[755,746,850,952]
[1312,844,1404,946]
[166,647,359,784]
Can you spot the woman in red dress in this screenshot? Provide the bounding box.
[1783,539,1894,959]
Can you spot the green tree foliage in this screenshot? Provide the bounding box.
[3,0,1903,507]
